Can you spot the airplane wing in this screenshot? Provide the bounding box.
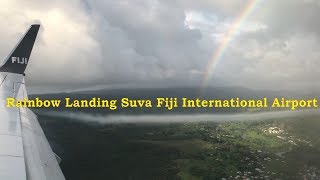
[0,25,65,180]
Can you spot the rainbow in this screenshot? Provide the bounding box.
[201,0,261,90]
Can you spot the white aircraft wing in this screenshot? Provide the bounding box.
[0,25,65,180]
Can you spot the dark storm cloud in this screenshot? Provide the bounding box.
[0,0,320,92]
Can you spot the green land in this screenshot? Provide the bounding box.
[37,112,320,180]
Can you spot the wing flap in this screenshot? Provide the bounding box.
[20,107,65,180]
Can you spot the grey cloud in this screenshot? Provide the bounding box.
[253,0,320,36]
[0,0,320,93]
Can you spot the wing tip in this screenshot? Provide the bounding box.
[0,24,40,74]
[31,24,40,27]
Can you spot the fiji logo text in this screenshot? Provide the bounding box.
[11,57,28,65]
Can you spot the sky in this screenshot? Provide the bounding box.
[0,0,320,93]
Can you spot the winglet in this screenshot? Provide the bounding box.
[0,24,40,74]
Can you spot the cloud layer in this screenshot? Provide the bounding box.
[0,0,320,92]
[36,109,319,124]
